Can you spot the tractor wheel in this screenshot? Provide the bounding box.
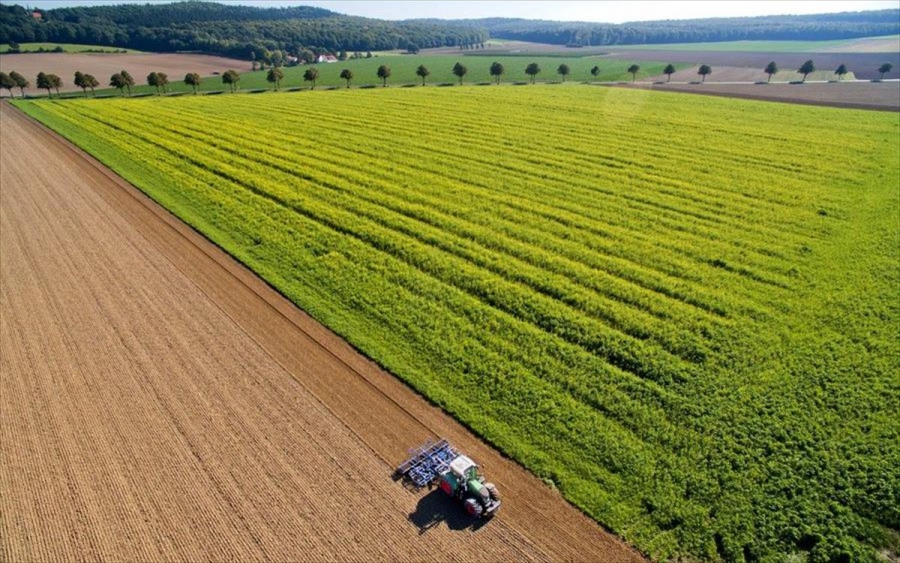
[440,478,454,496]
[464,498,484,517]
[485,483,501,501]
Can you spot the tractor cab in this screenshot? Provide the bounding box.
[448,455,478,481]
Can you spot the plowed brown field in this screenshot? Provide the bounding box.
[0,52,250,96]
[0,101,642,562]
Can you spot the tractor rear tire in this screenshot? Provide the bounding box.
[464,498,484,517]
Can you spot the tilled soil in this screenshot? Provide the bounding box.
[0,101,643,562]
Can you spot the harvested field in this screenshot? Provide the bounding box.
[615,80,900,111]
[817,35,900,53]
[607,50,900,80]
[645,65,855,83]
[0,101,642,563]
[0,52,250,96]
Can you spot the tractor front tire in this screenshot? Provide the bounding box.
[464,498,484,517]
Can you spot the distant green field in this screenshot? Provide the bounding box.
[46,55,680,98]
[16,86,899,563]
[0,42,141,54]
[605,35,900,53]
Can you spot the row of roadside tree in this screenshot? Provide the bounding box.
[2,60,895,98]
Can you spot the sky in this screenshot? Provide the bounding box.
[15,0,900,23]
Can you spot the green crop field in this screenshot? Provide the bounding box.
[15,86,899,562]
[49,55,678,98]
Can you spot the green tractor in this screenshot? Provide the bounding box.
[438,453,502,517]
[395,439,502,518]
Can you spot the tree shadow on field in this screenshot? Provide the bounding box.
[407,488,490,535]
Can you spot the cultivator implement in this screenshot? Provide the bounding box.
[394,438,458,488]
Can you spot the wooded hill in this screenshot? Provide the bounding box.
[417,10,900,47]
[0,2,488,59]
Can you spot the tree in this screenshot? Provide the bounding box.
[147,71,160,94]
[339,68,353,88]
[834,64,848,81]
[377,64,391,87]
[415,64,430,86]
[10,71,29,97]
[627,64,640,83]
[109,72,127,96]
[38,73,62,97]
[878,63,893,80]
[83,74,99,96]
[698,64,712,82]
[452,62,467,85]
[764,61,778,83]
[303,67,319,89]
[267,67,284,90]
[0,72,14,98]
[490,62,505,84]
[590,65,600,81]
[663,64,676,82]
[798,60,815,82]
[557,63,570,82]
[74,71,88,96]
[222,69,240,92]
[120,69,134,95]
[525,62,540,84]
[48,74,62,97]
[184,72,201,94]
[157,72,169,93]
[37,72,53,97]
[271,50,284,68]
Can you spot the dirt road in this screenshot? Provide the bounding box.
[0,101,642,561]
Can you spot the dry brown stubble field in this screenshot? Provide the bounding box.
[0,52,250,96]
[0,101,643,562]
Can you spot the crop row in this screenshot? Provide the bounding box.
[148,99,800,296]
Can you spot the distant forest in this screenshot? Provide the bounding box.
[1,2,898,59]
[0,2,488,59]
[440,10,900,46]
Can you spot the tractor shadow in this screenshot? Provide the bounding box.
[407,488,490,535]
